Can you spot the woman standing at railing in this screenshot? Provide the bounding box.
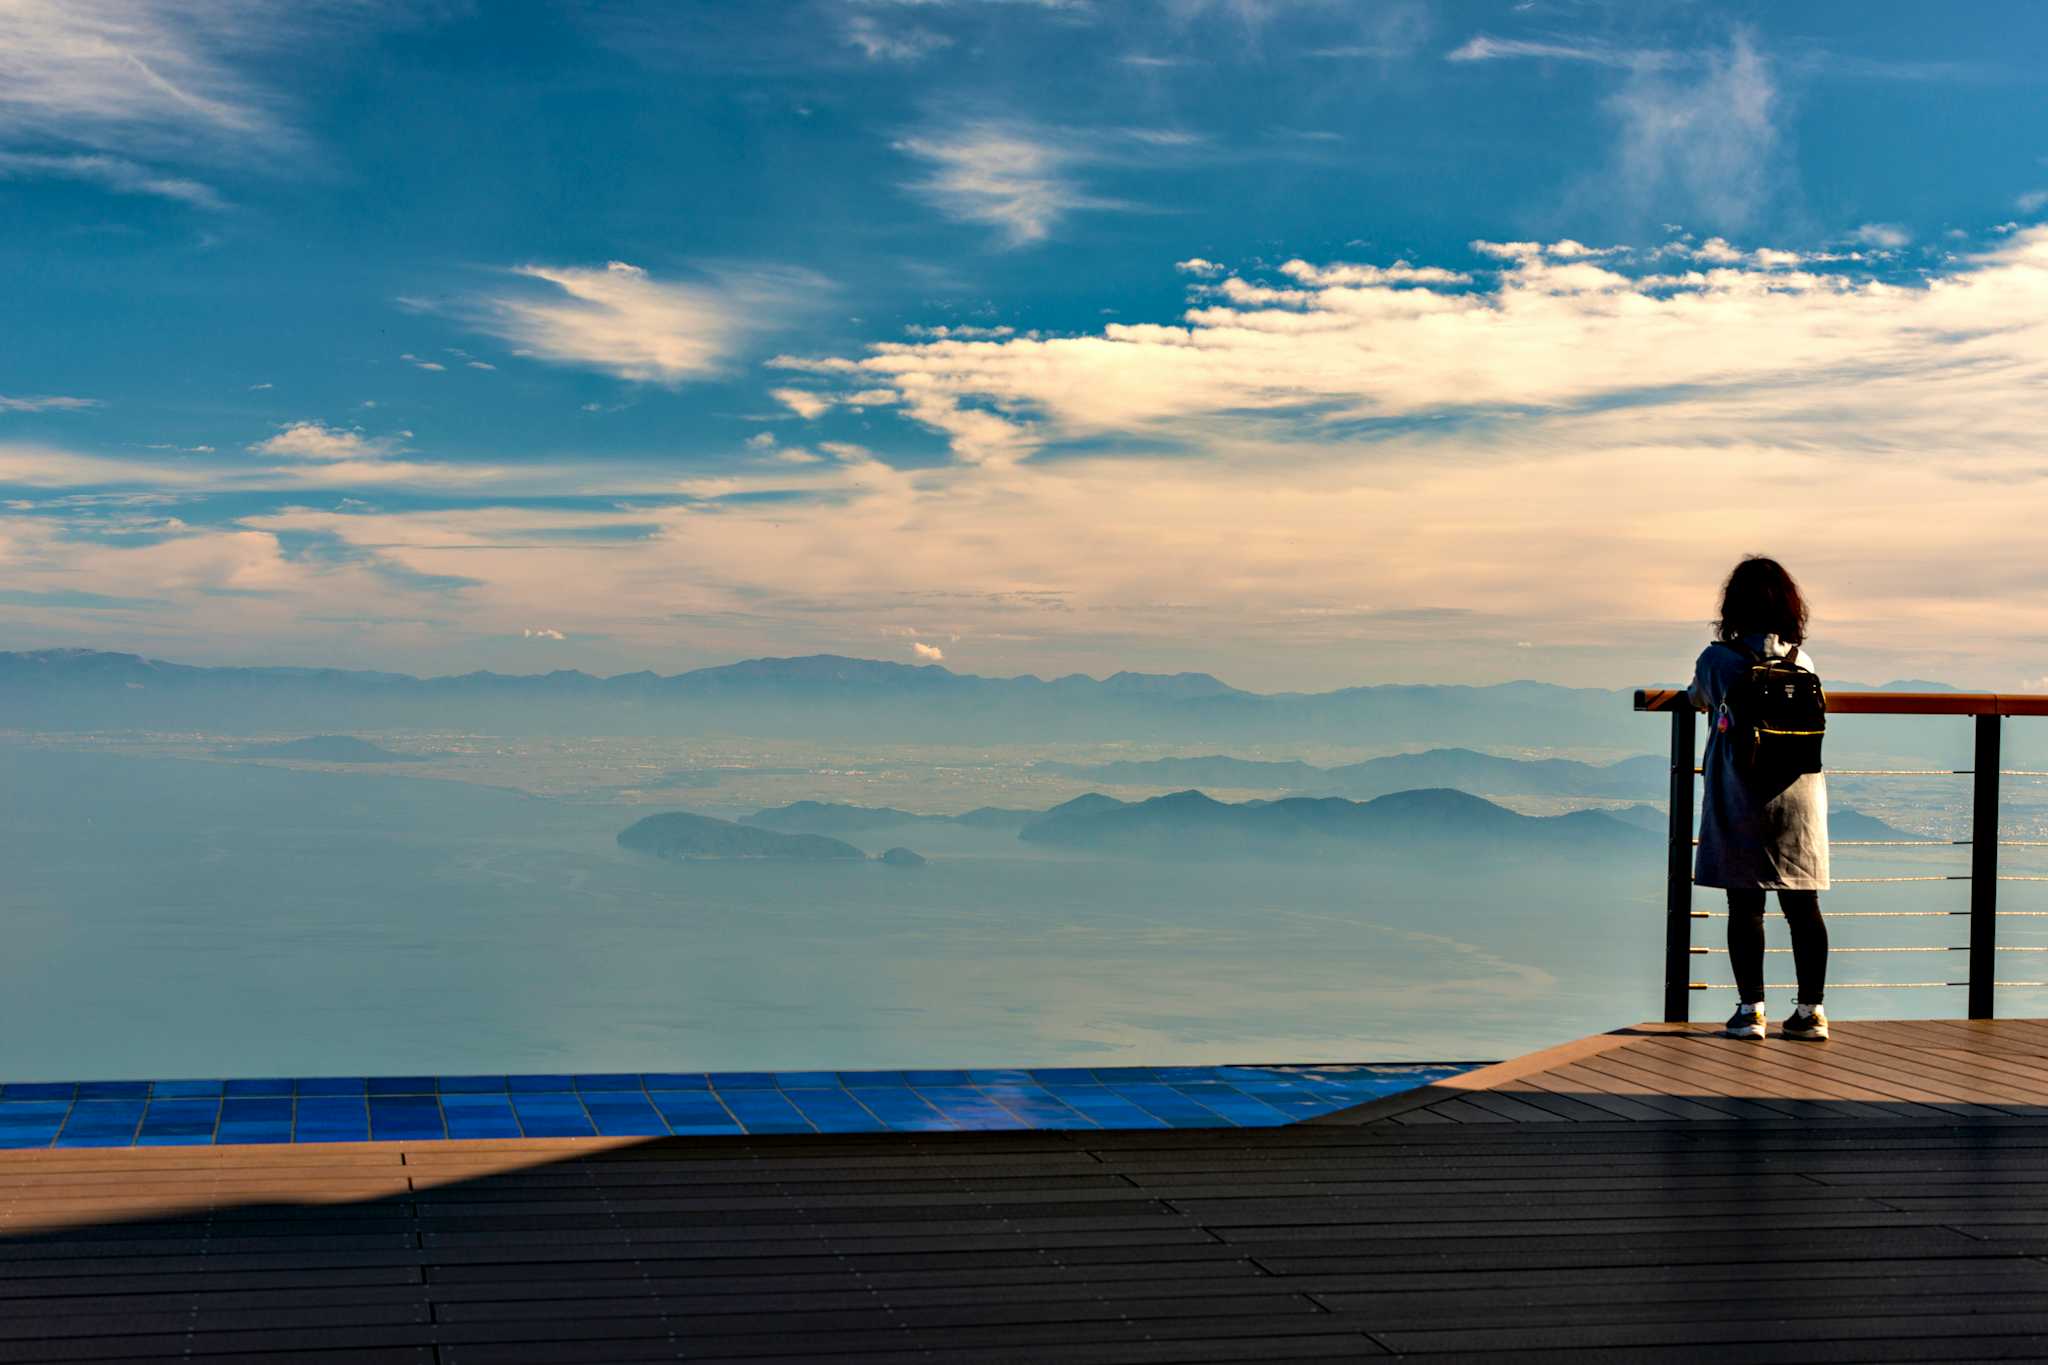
[1689,556,1831,1041]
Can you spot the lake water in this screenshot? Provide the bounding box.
[4,742,2043,1084]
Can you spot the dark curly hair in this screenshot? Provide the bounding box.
[1717,556,1809,645]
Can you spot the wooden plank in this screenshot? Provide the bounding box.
[1375,1307,2048,1355]
[1644,1035,1960,1116]
[1568,1040,1821,1110]
[1565,1050,1812,1120]
[1702,1037,2016,1114]
[1510,1073,1678,1122]
[1479,1085,1635,1123]
[446,1328,1382,1365]
[1310,1028,1641,1124]
[1522,1062,1747,1122]
[1436,1090,1574,1124]
[1412,1098,1518,1124]
[1847,1024,2048,1099]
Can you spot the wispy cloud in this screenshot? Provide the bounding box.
[895,123,1125,247]
[1448,34,1674,69]
[0,394,100,413]
[904,323,1015,339]
[1850,222,1912,248]
[0,151,225,208]
[449,260,822,386]
[0,1,280,157]
[1605,31,1779,232]
[770,387,834,420]
[842,11,952,62]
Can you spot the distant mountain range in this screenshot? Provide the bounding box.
[617,811,866,863]
[0,647,1638,745]
[1017,788,1654,861]
[221,735,419,763]
[748,788,1934,861]
[744,787,1652,862]
[742,800,1042,836]
[0,646,1961,747]
[1035,748,1667,799]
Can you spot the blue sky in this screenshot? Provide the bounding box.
[3,1,2047,690]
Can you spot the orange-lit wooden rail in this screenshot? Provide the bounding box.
[1636,688,2048,717]
[9,1021,2048,1361]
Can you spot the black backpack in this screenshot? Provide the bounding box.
[1715,642,1826,777]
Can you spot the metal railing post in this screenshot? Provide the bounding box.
[1665,706,1696,1023]
[1969,714,2002,1020]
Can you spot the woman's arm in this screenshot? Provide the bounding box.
[1687,646,1714,712]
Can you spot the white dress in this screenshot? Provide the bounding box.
[1687,634,1831,892]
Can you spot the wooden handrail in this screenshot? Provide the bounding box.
[1635,688,2048,717]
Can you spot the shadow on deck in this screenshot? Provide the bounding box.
[8,1020,2048,1362]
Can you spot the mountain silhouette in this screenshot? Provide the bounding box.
[617,811,865,862]
[221,735,419,763]
[1017,787,1651,861]
[1037,748,1664,799]
[0,647,1637,746]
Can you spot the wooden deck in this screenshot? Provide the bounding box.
[10,1021,2048,1362]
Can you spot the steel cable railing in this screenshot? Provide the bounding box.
[1635,689,2048,1020]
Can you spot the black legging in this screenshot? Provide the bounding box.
[1727,889,1827,1005]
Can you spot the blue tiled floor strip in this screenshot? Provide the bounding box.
[0,1064,1479,1147]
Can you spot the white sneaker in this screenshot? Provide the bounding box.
[1783,1002,1829,1041]
[1721,1002,1766,1041]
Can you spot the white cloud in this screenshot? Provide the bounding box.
[1472,240,1542,261]
[912,641,945,662]
[905,324,1016,339]
[522,627,566,641]
[1448,35,1673,69]
[1851,222,1912,248]
[2018,190,2048,215]
[0,1,279,157]
[843,12,952,62]
[783,229,2048,490]
[248,421,400,462]
[745,432,777,450]
[0,151,224,208]
[1279,258,1470,286]
[895,124,1122,247]
[24,230,2048,688]
[400,353,446,372]
[0,394,99,413]
[452,260,816,386]
[248,382,272,391]
[1605,31,1779,232]
[1175,257,1226,278]
[465,361,495,371]
[1541,239,1623,260]
[770,387,833,420]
